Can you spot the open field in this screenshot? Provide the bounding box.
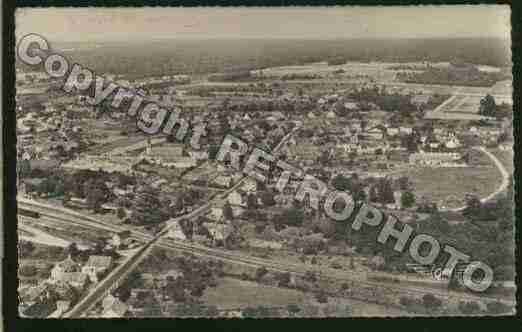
[253,61,399,82]
[489,148,514,174]
[400,154,502,209]
[19,216,99,249]
[434,95,481,115]
[454,96,480,113]
[202,277,307,309]
[201,277,411,316]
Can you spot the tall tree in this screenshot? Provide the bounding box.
[479,94,496,117]
[401,191,416,209]
[223,202,234,221]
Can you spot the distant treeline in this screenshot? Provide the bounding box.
[396,67,511,87]
[17,38,511,78]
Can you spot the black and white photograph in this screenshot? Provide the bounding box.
[13,6,515,318]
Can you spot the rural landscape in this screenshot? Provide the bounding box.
[15,7,515,317]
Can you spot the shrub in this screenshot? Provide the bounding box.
[255,267,269,281]
[304,270,317,282]
[486,301,512,315]
[315,291,329,304]
[287,303,301,316]
[399,296,416,308]
[422,294,442,312]
[458,301,482,315]
[276,272,291,287]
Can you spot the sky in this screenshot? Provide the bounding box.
[15,6,511,42]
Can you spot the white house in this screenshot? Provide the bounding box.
[51,255,80,281]
[208,207,224,221]
[227,190,244,206]
[399,127,413,135]
[102,294,129,318]
[204,222,234,242]
[344,102,358,111]
[167,221,187,240]
[386,127,400,136]
[81,256,113,283]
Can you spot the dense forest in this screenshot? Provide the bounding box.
[17,37,511,79]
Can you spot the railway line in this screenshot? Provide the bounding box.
[19,199,515,316]
[17,125,514,317]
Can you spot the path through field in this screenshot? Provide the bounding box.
[449,146,510,212]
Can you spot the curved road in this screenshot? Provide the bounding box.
[476,146,511,203]
[450,146,511,212]
[18,130,514,316]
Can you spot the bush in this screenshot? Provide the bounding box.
[330,262,342,269]
[486,301,512,315]
[255,267,268,281]
[458,301,482,315]
[304,270,317,282]
[287,303,301,316]
[315,291,329,304]
[276,272,291,287]
[422,294,442,312]
[399,296,416,308]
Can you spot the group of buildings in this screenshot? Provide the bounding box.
[19,254,114,317]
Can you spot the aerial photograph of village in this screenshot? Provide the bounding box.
[15,6,515,317]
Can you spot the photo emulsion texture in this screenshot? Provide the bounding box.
[15,6,515,318]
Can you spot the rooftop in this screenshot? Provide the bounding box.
[85,255,113,269]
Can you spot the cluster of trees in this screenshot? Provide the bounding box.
[26,176,65,198]
[478,94,512,119]
[128,185,170,226]
[332,173,366,202]
[397,67,509,87]
[368,177,395,205]
[64,242,119,263]
[18,240,36,258]
[346,85,419,113]
[273,207,305,230]
[414,179,515,282]
[399,294,443,314]
[162,257,222,301]
[38,37,509,81]
[458,301,512,315]
[117,253,224,306]
[280,73,321,80]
